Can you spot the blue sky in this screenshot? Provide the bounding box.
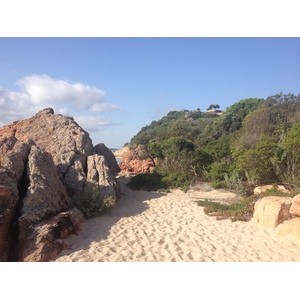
[0,37,300,149]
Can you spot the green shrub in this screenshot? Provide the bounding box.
[161,171,195,192]
[259,184,291,198]
[224,169,247,195]
[74,183,115,219]
[210,181,226,189]
[207,162,231,182]
[197,197,255,222]
[127,171,169,192]
[127,170,193,192]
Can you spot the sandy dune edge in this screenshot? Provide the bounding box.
[54,176,300,262]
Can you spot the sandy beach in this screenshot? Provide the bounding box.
[54,176,300,262]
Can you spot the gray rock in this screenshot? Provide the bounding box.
[19,146,71,225]
[0,108,121,261]
[94,143,121,174]
[20,207,85,262]
[0,108,93,196]
[17,146,73,260]
[0,141,31,261]
[86,154,121,202]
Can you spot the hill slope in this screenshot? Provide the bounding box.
[124,93,300,192]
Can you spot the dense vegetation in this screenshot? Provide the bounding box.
[128,93,300,195]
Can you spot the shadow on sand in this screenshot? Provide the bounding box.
[55,175,166,259]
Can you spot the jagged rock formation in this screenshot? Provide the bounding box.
[0,108,93,195]
[0,108,120,261]
[118,146,156,174]
[94,143,120,174]
[87,154,121,201]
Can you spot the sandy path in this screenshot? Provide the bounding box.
[54,176,300,262]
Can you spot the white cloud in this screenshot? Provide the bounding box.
[16,74,106,110]
[0,74,121,132]
[74,116,115,132]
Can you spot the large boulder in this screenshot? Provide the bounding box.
[0,108,120,261]
[21,208,84,262]
[290,194,300,217]
[0,107,93,196]
[277,217,300,246]
[94,143,120,174]
[253,196,292,228]
[17,146,74,260]
[0,140,31,261]
[86,154,121,202]
[19,146,71,225]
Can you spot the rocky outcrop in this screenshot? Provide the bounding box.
[0,108,120,261]
[253,196,292,228]
[119,146,156,174]
[20,146,71,225]
[113,146,130,158]
[94,143,120,174]
[87,154,121,201]
[0,139,31,261]
[16,145,77,261]
[21,208,84,262]
[0,107,93,195]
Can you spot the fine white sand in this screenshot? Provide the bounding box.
[54,176,300,262]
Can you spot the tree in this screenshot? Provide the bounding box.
[207,104,220,111]
[158,137,196,181]
[232,93,300,154]
[273,120,300,188]
[235,135,278,184]
[144,141,163,166]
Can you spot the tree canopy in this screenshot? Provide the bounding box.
[127,93,300,191]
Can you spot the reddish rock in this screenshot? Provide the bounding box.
[119,147,156,174]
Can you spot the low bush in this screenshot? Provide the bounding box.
[126,171,169,192]
[207,162,231,182]
[196,197,256,222]
[161,172,193,191]
[258,184,293,198]
[210,181,227,189]
[224,169,248,196]
[74,183,115,219]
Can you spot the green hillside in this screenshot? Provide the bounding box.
[127,93,300,194]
